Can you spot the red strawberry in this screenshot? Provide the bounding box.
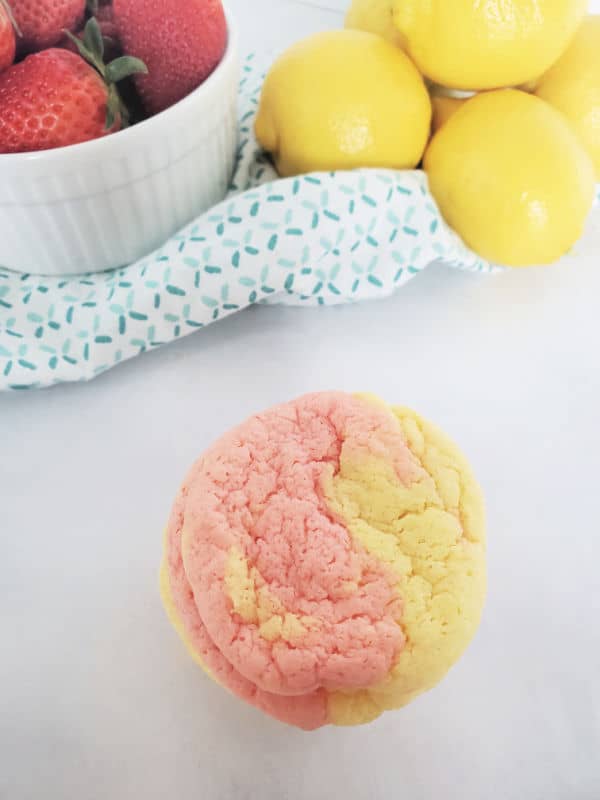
[61,5,121,62]
[0,0,16,72]
[113,0,227,115]
[0,20,146,152]
[95,2,119,43]
[12,0,86,52]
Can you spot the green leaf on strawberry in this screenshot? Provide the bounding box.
[83,10,104,60]
[105,55,147,84]
[64,17,147,129]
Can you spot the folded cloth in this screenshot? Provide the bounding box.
[0,54,500,391]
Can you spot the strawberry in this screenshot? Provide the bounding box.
[95,2,119,45]
[61,3,121,62]
[12,0,86,52]
[0,19,146,153]
[0,0,16,72]
[86,0,120,45]
[113,0,227,115]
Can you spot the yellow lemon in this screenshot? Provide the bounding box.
[535,16,600,179]
[424,90,595,267]
[429,89,472,133]
[393,0,588,91]
[345,0,402,46]
[255,30,431,178]
[431,97,466,133]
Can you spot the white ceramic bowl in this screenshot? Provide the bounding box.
[0,11,239,276]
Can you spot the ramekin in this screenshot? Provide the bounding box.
[0,10,239,276]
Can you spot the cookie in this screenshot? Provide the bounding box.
[161,392,486,729]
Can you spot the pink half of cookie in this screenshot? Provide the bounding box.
[163,392,425,729]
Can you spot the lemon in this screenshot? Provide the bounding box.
[255,30,431,178]
[535,16,600,179]
[431,96,467,133]
[429,89,471,133]
[424,90,595,267]
[346,0,402,46]
[394,0,588,91]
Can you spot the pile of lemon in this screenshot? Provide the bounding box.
[255,2,600,267]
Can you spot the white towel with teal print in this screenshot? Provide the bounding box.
[0,54,503,390]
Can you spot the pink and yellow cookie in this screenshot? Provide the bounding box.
[160,392,486,729]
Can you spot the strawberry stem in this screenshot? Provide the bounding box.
[64,17,147,130]
[0,0,22,37]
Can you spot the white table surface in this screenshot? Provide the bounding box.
[2,2,600,798]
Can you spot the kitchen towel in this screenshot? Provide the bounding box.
[0,54,512,391]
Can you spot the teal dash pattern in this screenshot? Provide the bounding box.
[0,53,512,391]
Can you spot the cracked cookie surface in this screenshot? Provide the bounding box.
[161,392,486,729]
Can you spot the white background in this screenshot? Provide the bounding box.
[2,2,600,798]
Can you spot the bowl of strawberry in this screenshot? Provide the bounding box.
[0,0,238,275]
